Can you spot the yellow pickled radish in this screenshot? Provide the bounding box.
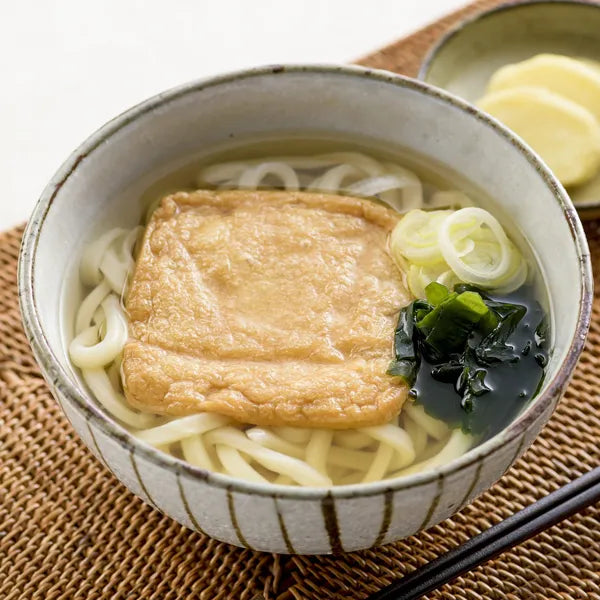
[576,58,600,77]
[478,86,600,187]
[487,54,600,122]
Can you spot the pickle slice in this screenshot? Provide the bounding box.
[487,54,600,122]
[478,85,600,187]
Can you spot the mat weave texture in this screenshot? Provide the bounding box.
[2,2,600,598]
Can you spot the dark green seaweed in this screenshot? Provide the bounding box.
[389,283,549,438]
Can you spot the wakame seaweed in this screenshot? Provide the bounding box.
[388,283,549,437]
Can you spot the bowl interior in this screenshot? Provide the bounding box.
[419,1,600,216]
[23,66,588,493]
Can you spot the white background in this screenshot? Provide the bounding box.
[2,0,465,229]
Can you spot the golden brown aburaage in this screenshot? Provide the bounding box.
[122,189,410,428]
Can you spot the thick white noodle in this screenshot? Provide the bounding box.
[311,164,363,191]
[327,447,376,471]
[69,154,478,487]
[333,430,373,450]
[198,162,250,185]
[195,152,431,216]
[389,429,473,478]
[346,175,420,207]
[69,296,128,368]
[245,427,305,458]
[271,427,312,444]
[75,280,111,335]
[362,444,394,483]
[384,163,424,208]
[237,162,300,190]
[82,368,157,429]
[404,412,428,456]
[99,227,140,294]
[135,413,229,446]
[204,427,332,486]
[216,445,270,483]
[306,430,333,475]
[181,435,216,471]
[80,228,128,286]
[360,424,415,470]
[403,404,449,441]
[197,155,347,187]
[315,152,384,176]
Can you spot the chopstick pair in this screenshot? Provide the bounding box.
[368,466,600,600]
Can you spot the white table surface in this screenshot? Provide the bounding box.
[2,0,466,230]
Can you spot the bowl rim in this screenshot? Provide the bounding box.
[418,0,600,84]
[18,63,593,500]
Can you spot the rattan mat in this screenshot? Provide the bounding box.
[2,2,600,598]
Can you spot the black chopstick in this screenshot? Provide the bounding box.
[368,466,600,600]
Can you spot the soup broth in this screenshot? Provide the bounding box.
[66,135,550,487]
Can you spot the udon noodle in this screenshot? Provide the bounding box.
[70,152,476,487]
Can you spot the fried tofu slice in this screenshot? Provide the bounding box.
[122,189,409,429]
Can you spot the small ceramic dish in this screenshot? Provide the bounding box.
[419,0,600,219]
[18,65,592,554]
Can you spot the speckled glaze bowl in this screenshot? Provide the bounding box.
[419,0,600,218]
[18,65,592,554]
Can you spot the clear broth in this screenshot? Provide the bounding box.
[133,133,551,440]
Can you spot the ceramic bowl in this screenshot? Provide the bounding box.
[419,0,600,218]
[18,65,592,554]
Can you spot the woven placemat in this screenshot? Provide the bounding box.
[1,2,600,599]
